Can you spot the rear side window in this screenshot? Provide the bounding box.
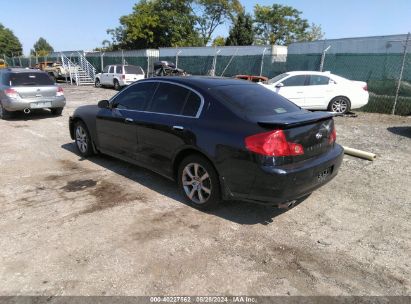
[282,75,307,87]
[115,66,122,74]
[211,84,300,116]
[308,75,329,85]
[268,73,288,84]
[182,92,201,116]
[148,83,190,115]
[124,65,144,75]
[6,72,54,86]
[114,82,157,111]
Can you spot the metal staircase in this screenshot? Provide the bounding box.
[60,52,95,86]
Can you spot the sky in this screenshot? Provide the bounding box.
[0,0,410,55]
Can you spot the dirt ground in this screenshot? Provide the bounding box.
[0,85,410,296]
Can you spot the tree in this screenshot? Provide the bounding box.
[0,23,22,57]
[212,36,226,46]
[299,23,324,42]
[107,0,201,49]
[225,13,254,46]
[254,4,311,45]
[31,37,54,56]
[192,0,243,45]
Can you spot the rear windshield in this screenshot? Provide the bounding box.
[6,72,54,86]
[124,65,144,75]
[211,84,300,116]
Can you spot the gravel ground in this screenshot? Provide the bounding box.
[0,85,410,296]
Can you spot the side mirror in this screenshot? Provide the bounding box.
[275,83,284,88]
[98,100,110,109]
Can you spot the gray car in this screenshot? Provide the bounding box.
[0,68,66,119]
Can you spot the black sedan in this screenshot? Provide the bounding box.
[69,77,344,210]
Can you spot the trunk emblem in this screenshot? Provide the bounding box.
[316,132,323,140]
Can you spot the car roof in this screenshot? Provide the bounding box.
[285,71,333,76]
[1,68,46,73]
[142,76,250,89]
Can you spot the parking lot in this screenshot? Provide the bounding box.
[0,85,410,296]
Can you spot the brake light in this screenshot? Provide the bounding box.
[4,88,19,98]
[56,86,64,97]
[245,130,304,157]
[122,74,125,80]
[328,125,337,144]
[363,84,368,91]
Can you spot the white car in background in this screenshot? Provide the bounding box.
[261,71,369,114]
[94,64,145,90]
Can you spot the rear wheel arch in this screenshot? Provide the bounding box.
[173,148,219,181]
[328,95,351,113]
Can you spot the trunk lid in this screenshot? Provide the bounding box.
[257,111,336,161]
[13,86,58,99]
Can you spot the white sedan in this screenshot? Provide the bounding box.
[260,71,369,114]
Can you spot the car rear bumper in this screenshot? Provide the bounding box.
[2,96,66,111]
[234,144,344,205]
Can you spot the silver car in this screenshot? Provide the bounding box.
[0,68,66,119]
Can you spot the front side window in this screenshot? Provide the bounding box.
[308,75,330,86]
[282,75,307,87]
[108,66,114,73]
[113,82,157,111]
[103,66,109,73]
[148,83,192,115]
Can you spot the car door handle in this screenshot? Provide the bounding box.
[297,91,304,93]
[172,126,184,131]
[125,118,134,124]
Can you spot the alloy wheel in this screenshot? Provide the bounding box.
[331,98,348,113]
[75,126,88,153]
[182,163,212,204]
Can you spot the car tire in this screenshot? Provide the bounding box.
[0,103,12,120]
[51,107,63,116]
[113,79,121,91]
[49,74,56,83]
[178,154,221,210]
[95,78,101,88]
[328,96,351,114]
[74,120,94,157]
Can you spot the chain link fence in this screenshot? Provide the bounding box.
[3,46,411,115]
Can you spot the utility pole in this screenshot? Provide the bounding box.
[391,32,410,115]
[259,47,268,76]
[175,50,182,69]
[320,45,331,72]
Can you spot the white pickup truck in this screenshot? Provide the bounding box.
[94,64,145,90]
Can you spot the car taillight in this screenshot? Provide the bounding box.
[122,74,125,79]
[245,130,304,157]
[56,87,64,96]
[4,88,19,98]
[363,84,368,91]
[328,125,337,144]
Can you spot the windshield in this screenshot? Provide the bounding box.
[124,65,144,75]
[211,84,300,117]
[268,73,289,84]
[7,73,54,86]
